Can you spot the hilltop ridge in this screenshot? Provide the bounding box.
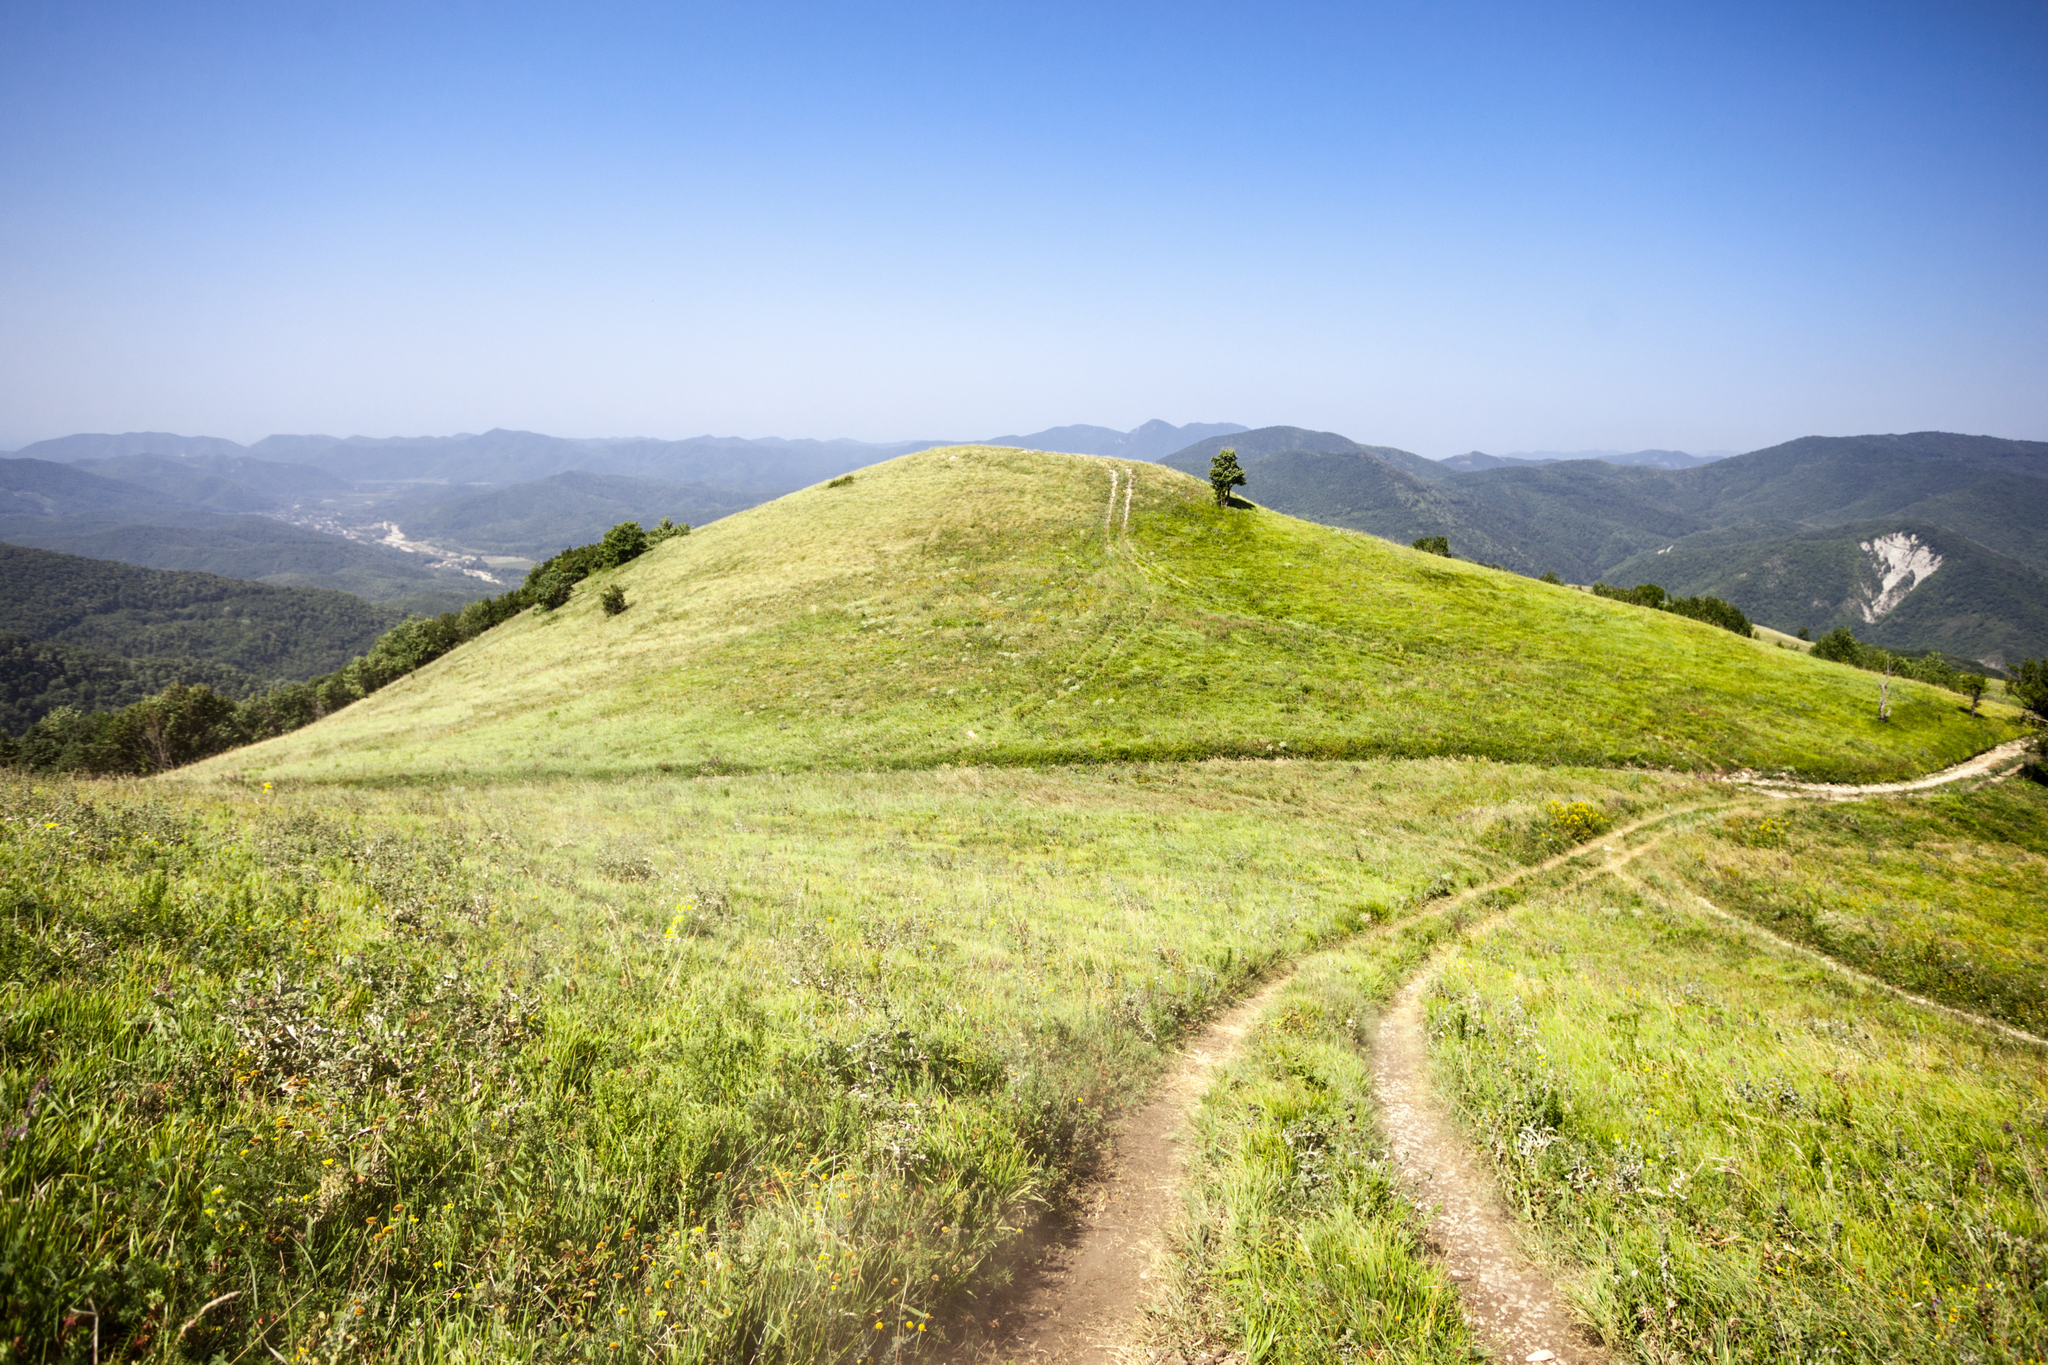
[200,445,2012,785]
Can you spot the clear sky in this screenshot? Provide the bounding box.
[2,0,2044,455]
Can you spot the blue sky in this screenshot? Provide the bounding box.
[2,0,2044,454]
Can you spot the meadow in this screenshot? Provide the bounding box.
[1667,780,2048,1033]
[2,757,1690,1362]
[200,447,2016,786]
[10,444,2040,1364]
[1425,790,2048,1364]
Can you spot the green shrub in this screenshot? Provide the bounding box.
[826,474,855,488]
[599,520,649,567]
[532,570,574,611]
[1410,535,1450,557]
[601,584,628,616]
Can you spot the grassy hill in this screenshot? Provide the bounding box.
[204,445,2015,785]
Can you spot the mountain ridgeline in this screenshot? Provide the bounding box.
[1162,428,2048,666]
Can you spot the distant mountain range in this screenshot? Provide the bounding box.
[1439,448,1729,472]
[1157,427,2047,666]
[6,422,2043,667]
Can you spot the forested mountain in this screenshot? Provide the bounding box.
[372,471,758,558]
[0,515,492,611]
[1146,429,2048,665]
[0,633,265,735]
[1601,521,2048,664]
[0,544,403,680]
[1159,426,1451,482]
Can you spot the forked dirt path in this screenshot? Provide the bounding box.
[1373,739,2035,1365]
[940,972,1294,1363]
[941,738,2029,1363]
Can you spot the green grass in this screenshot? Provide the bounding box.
[1664,781,2048,1035]
[1425,824,2048,1364]
[196,446,2018,786]
[2,757,1691,1361]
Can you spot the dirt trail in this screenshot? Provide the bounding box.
[1723,736,2032,797]
[943,737,2026,1363]
[1371,737,2033,1365]
[940,972,1293,1363]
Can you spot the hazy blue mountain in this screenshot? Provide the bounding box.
[245,429,951,489]
[1,457,197,519]
[71,453,351,513]
[1440,449,1727,472]
[11,431,250,462]
[1437,452,1551,472]
[982,419,1247,460]
[1602,520,2048,666]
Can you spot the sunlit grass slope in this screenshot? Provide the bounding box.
[203,445,2016,784]
[7,759,1686,1361]
[1428,801,2048,1364]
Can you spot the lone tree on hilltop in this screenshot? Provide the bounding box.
[1209,448,1246,507]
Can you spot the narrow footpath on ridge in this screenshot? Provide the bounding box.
[944,738,2032,1364]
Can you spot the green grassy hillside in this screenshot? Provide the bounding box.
[203,446,2015,785]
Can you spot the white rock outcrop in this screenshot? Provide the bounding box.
[1857,532,1942,622]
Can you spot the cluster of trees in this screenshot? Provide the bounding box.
[1808,627,1991,708]
[1591,580,1755,637]
[0,519,683,776]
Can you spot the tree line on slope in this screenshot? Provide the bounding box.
[1590,580,1757,637]
[0,519,684,775]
